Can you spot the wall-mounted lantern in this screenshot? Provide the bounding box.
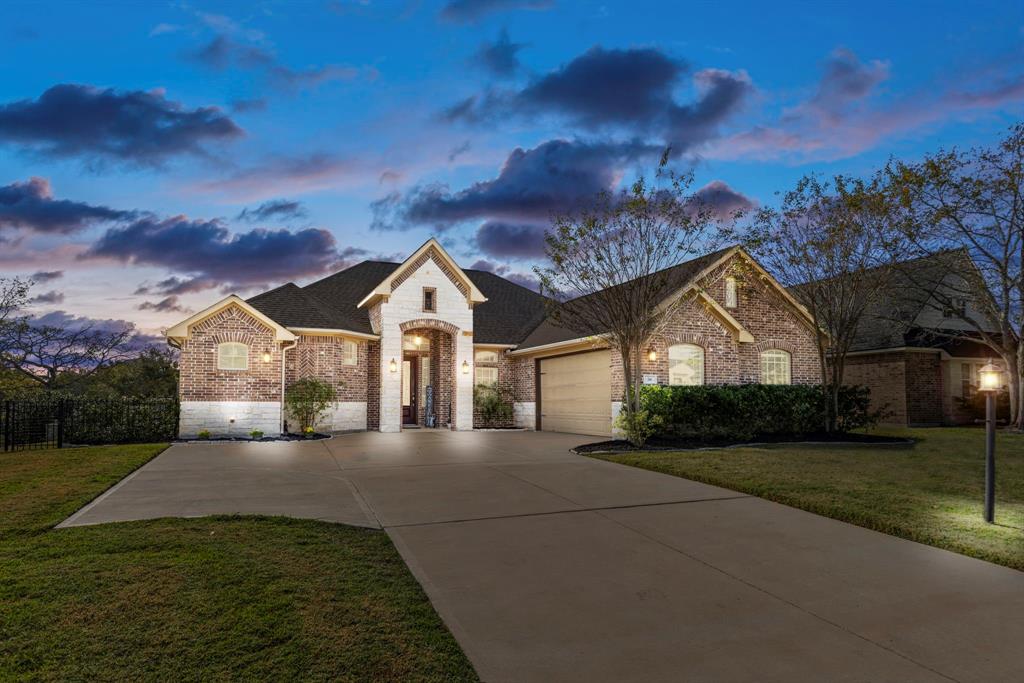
[647,348,658,362]
[462,360,470,374]
[389,358,398,373]
[262,352,271,363]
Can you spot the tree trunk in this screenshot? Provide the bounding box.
[620,343,635,416]
[1013,343,1024,431]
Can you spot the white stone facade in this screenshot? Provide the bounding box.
[376,256,476,432]
[513,401,536,430]
[322,401,368,432]
[180,401,281,438]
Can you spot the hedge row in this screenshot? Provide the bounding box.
[640,384,875,441]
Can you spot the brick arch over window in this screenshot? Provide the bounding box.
[399,318,461,336]
[754,339,797,354]
[663,332,715,348]
[192,305,275,345]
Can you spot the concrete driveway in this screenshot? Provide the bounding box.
[62,430,1024,682]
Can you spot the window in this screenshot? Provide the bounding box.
[342,340,358,366]
[760,349,791,385]
[961,362,976,398]
[475,366,498,386]
[943,297,967,318]
[725,277,738,308]
[403,333,430,351]
[475,349,499,364]
[422,287,436,312]
[217,342,248,371]
[668,344,704,385]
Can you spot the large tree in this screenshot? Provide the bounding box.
[887,123,1024,428]
[746,172,902,431]
[535,153,733,437]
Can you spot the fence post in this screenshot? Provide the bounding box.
[56,398,65,449]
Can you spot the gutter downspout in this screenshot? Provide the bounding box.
[280,339,297,434]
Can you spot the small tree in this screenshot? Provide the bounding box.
[285,378,336,433]
[535,152,731,423]
[747,172,902,431]
[0,319,135,389]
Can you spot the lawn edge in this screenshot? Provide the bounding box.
[588,451,1024,573]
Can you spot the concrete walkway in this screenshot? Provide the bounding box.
[62,430,1024,682]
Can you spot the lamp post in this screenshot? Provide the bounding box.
[978,362,1002,523]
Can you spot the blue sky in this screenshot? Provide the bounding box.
[1,0,1021,338]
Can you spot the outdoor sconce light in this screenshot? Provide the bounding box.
[389,358,398,373]
[647,348,658,362]
[462,360,470,374]
[262,352,271,363]
[978,361,1002,523]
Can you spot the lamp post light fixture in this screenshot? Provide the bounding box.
[978,361,1002,523]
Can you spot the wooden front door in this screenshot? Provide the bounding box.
[402,356,419,425]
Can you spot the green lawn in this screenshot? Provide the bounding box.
[0,445,477,682]
[594,428,1024,571]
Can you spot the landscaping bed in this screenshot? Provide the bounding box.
[176,432,331,443]
[575,431,911,453]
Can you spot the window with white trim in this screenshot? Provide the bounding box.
[217,342,248,371]
[342,340,358,366]
[475,366,498,386]
[725,277,738,308]
[474,349,499,364]
[760,349,791,385]
[668,344,704,385]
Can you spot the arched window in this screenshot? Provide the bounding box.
[668,344,704,385]
[217,342,248,371]
[760,349,791,385]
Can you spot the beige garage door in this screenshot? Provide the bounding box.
[540,350,612,437]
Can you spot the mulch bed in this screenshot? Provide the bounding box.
[177,433,331,444]
[574,432,913,454]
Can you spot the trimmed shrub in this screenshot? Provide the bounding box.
[473,383,513,427]
[285,378,336,433]
[640,384,876,441]
[614,409,663,447]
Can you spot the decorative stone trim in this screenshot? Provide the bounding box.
[390,247,469,297]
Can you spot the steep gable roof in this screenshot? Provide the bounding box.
[356,238,487,309]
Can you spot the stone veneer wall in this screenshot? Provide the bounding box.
[511,354,536,429]
[377,251,475,432]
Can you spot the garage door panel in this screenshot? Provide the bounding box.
[540,351,612,437]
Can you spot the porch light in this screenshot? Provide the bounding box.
[389,358,398,373]
[979,363,1002,392]
[462,360,469,374]
[262,352,271,363]
[647,348,658,362]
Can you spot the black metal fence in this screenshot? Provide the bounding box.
[0,397,179,452]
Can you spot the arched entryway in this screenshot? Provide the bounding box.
[398,319,458,429]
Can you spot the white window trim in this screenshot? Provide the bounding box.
[217,342,248,371]
[475,366,499,386]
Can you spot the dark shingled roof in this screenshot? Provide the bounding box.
[516,246,736,350]
[246,259,551,344]
[788,250,990,353]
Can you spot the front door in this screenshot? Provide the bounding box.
[402,356,419,425]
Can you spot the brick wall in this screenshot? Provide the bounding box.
[473,348,516,429]
[843,352,909,424]
[904,351,944,426]
[367,340,380,430]
[286,334,368,400]
[178,305,283,403]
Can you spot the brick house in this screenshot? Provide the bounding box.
[805,252,1004,426]
[166,239,822,437]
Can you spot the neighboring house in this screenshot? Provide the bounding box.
[166,239,822,437]
[813,253,1002,426]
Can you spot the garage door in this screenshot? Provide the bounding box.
[539,350,612,437]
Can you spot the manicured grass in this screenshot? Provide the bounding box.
[0,445,478,682]
[594,428,1024,571]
